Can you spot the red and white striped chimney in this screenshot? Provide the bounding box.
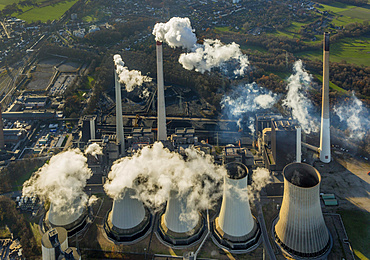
[319,32,331,163]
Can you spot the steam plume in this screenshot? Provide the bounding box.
[248,167,271,202]
[152,18,249,75]
[283,60,318,133]
[221,83,278,133]
[85,143,103,157]
[113,54,152,92]
[334,93,370,140]
[104,142,225,224]
[22,150,92,215]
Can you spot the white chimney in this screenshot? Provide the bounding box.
[158,190,205,246]
[89,118,95,140]
[319,32,331,163]
[274,163,331,258]
[156,41,167,141]
[114,67,125,156]
[213,162,260,252]
[105,188,151,242]
[296,127,301,163]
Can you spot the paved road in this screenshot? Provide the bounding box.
[256,201,277,260]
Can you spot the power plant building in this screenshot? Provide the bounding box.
[274,162,332,258]
[212,162,261,252]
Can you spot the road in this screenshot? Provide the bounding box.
[256,201,277,260]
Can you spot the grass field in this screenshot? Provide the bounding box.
[214,26,231,33]
[296,37,370,66]
[0,0,44,10]
[339,210,370,260]
[13,0,78,22]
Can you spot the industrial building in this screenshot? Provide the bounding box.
[212,162,261,252]
[274,162,332,259]
[79,115,97,143]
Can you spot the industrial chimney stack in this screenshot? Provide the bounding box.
[319,32,331,163]
[274,163,332,258]
[156,41,167,141]
[114,66,125,156]
[0,107,4,149]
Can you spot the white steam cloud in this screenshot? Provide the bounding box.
[221,83,278,133]
[113,54,152,92]
[22,150,92,216]
[248,167,271,202]
[334,93,370,140]
[152,17,249,75]
[104,142,225,225]
[283,60,318,133]
[85,143,103,157]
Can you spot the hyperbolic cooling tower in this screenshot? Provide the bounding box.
[213,162,261,252]
[41,227,68,260]
[45,200,88,236]
[274,162,332,258]
[156,41,167,141]
[158,190,205,246]
[104,188,152,242]
[319,32,331,163]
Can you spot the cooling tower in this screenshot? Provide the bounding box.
[156,41,167,141]
[105,188,152,242]
[158,190,205,246]
[115,66,125,156]
[212,162,261,252]
[45,201,88,236]
[41,227,68,260]
[274,162,332,258]
[319,32,331,163]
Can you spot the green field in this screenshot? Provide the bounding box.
[339,210,370,260]
[296,37,370,66]
[0,0,44,10]
[13,0,78,22]
[214,26,231,33]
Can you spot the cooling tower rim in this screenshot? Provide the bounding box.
[41,226,68,248]
[225,162,248,180]
[283,162,321,188]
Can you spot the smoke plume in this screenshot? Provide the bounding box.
[283,60,318,133]
[334,93,370,140]
[248,167,271,202]
[113,54,152,92]
[104,142,225,225]
[153,18,249,75]
[22,150,92,216]
[85,143,103,157]
[221,83,278,133]
[152,17,197,49]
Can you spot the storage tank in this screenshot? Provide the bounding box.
[45,200,88,236]
[158,190,205,247]
[105,188,152,242]
[274,162,332,258]
[41,227,68,260]
[212,162,261,252]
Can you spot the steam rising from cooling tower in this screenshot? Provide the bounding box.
[283,60,318,134]
[153,17,249,75]
[334,93,370,140]
[104,142,225,221]
[113,54,152,92]
[221,83,278,133]
[274,163,332,258]
[212,162,261,252]
[85,143,103,157]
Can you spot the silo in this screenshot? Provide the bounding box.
[105,188,152,242]
[212,162,261,252]
[41,227,68,260]
[158,190,205,246]
[274,162,332,258]
[46,201,88,236]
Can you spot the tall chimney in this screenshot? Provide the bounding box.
[114,67,125,156]
[296,127,301,163]
[89,117,95,140]
[156,41,167,141]
[319,32,331,163]
[0,107,4,149]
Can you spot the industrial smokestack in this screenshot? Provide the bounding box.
[213,162,260,252]
[296,127,301,163]
[105,188,152,242]
[89,118,95,140]
[274,163,331,258]
[319,32,331,163]
[115,67,125,156]
[41,227,68,260]
[158,190,205,246]
[0,107,4,149]
[156,41,167,141]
